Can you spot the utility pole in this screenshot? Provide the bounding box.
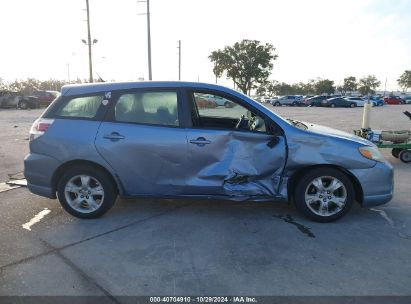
[137,0,152,80]
[85,0,93,82]
[384,77,387,97]
[66,63,70,82]
[177,40,181,80]
[147,0,152,80]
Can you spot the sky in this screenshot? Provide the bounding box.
[1,0,410,91]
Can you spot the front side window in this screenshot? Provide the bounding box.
[115,91,179,127]
[57,95,103,118]
[192,92,267,133]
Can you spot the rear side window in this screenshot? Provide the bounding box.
[57,95,103,118]
[114,91,179,126]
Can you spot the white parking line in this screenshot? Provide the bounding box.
[22,208,51,231]
[0,182,20,193]
[0,178,27,193]
[7,179,27,187]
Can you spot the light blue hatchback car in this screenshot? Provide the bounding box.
[24,82,393,222]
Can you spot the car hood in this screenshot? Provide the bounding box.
[303,121,372,146]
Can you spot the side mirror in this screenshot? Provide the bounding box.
[267,136,280,148]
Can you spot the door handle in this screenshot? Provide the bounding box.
[189,137,211,146]
[103,132,125,140]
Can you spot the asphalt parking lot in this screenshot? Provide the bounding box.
[0,105,411,298]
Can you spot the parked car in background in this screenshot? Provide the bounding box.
[344,97,366,107]
[321,97,357,108]
[264,97,278,104]
[25,81,393,223]
[0,91,20,108]
[303,95,330,106]
[194,94,217,108]
[30,90,59,107]
[199,93,234,108]
[366,96,384,107]
[272,95,302,106]
[384,96,405,105]
[403,96,411,104]
[0,90,39,109]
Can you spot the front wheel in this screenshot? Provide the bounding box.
[57,165,117,218]
[274,101,280,106]
[294,168,354,222]
[350,103,356,108]
[330,103,336,108]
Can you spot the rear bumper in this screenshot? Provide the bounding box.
[24,153,61,199]
[349,161,394,208]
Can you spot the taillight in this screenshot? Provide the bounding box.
[29,118,54,141]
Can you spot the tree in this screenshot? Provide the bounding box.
[314,79,335,95]
[0,78,8,90]
[397,70,411,92]
[358,75,381,96]
[342,76,357,95]
[209,39,278,95]
[256,80,271,96]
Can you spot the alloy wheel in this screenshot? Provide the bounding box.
[64,175,105,213]
[304,176,347,217]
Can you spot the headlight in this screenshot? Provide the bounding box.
[359,146,386,162]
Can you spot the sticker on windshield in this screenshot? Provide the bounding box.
[102,99,109,106]
[105,92,112,99]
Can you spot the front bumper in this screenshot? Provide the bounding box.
[349,161,394,207]
[24,153,61,199]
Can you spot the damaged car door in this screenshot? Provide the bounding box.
[183,90,287,199]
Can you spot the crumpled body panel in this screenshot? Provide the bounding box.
[185,129,287,200]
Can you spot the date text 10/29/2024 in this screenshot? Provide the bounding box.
[150,297,257,303]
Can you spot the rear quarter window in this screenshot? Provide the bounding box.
[57,95,104,118]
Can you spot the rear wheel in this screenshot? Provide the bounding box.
[294,168,354,222]
[399,150,411,163]
[18,101,28,109]
[330,103,336,108]
[392,148,402,158]
[350,103,356,108]
[57,165,117,218]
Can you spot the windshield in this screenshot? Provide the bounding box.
[257,101,307,129]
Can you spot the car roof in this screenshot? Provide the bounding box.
[61,81,236,97]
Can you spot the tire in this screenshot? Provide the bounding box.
[392,148,402,158]
[274,101,280,106]
[19,101,28,109]
[350,103,356,108]
[294,168,355,222]
[330,103,336,108]
[399,150,411,163]
[57,165,117,219]
[310,102,315,107]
